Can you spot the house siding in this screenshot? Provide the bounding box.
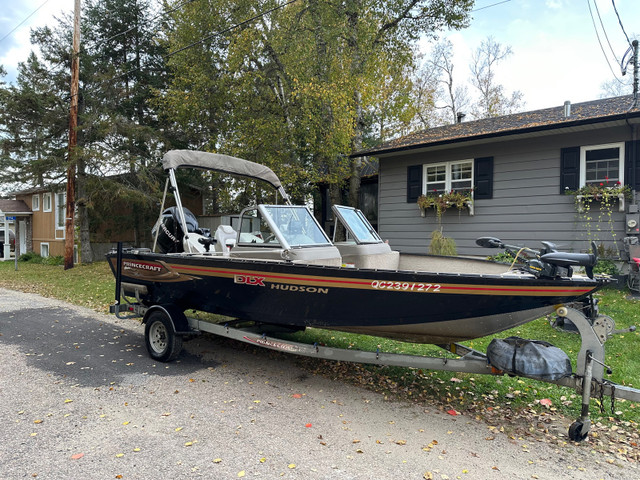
[378,126,628,257]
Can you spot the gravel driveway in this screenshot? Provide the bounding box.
[0,288,636,479]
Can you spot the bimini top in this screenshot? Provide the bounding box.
[162,149,284,191]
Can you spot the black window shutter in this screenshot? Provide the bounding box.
[406,165,422,203]
[625,140,640,191]
[560,146,580,193]
[474,156,493,200]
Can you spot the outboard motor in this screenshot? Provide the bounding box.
[152,206,210,254]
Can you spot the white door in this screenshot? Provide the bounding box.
[19,220,26,255]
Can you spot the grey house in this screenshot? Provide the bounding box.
[356,95,640,260]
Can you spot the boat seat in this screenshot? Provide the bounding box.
[214,225,237,256]
[334,242,399,270]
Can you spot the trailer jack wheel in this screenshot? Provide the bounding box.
[145,310,183,362]
[568,420,589,442]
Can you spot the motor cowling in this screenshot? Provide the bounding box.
[152,207,210,254]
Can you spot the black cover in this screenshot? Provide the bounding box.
[153,206,204,254]
[487,336,572,381]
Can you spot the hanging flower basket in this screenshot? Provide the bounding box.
[417,191,474,219]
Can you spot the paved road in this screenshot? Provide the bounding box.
[0,288,634,479]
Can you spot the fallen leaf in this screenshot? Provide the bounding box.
[424,473,433,480]
[175,427,183,432]
[352,439,361,444]
[184,442,193,447]
[292,394,302,399]
[539,398,552,407]
[288,464,296,469]
[446,409,458,416]
[33,420,43,424]
[395,440,407,446]
[237,471,245,477]
[213,458,222,464]
[305,423,312,428]
[115,453,124,458]
[70,453,84,460]
[259,457,266,463]
[64,399,73,404]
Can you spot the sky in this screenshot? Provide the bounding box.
[0,0,638,111]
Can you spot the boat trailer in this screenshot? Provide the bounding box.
[110,253,640,443]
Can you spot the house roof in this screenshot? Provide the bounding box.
[0,199,32,215]
[354,95,640,158]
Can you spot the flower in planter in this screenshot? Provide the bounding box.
[417,190,473,220]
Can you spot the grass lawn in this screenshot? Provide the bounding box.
[1,258,639,433]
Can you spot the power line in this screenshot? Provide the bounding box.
[0,0,51,45]
[102,0,198,45]
[611,0,632,47]
[471,0,512,13]
[592,0,619,63]
[587,0,625,84]
[166,0,299,59]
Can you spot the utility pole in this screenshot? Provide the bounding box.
[65,0,80,270]
[632,39,638,109]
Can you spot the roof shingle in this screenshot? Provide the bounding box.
[355,95,640,157]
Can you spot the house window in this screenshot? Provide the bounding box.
[55,193,66,231]
[423,160,473,194]
[43,193,52,212]
[32,194,40,211]
[40,243,49,258]
[580,143,624,187]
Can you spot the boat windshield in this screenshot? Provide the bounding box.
[262,205,331,247]
[332,205,382,244]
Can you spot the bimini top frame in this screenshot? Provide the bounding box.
[158,150,292,253]
[162,150,291,204]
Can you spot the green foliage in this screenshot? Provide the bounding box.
[593,259,619,276]
[568,182,630,254]
[428,229,457,256]
[417,190,472,221]
[18,253,64,265]
[160,0,474,211]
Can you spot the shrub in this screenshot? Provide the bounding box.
[429,229,457,256]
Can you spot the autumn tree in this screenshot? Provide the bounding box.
[161,0,474,212]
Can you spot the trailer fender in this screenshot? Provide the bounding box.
[142,304,193,335]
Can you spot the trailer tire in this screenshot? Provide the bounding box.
[145,310,183,362]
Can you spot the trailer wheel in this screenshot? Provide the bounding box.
[145,310,183,362]
[568,421,588,442]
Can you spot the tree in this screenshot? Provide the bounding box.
[0,53,68,191]
[469,36,524,118]
[413,39,471,128]
[161,0,474,212]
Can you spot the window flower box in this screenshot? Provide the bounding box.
[567,182,631,213]
[417,191,474,220]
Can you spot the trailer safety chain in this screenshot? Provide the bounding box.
[610,384,616,416]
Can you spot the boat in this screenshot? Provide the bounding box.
[107,150,602,345]
[108,150,640,443]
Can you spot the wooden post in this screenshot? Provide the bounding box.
[65,0,81,270]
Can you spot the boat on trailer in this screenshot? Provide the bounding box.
[108,149,640,442]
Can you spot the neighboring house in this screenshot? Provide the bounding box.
[8,182,205,259]
[10,187,68,258]
[0,199,32,259]
[354,95,640,260]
